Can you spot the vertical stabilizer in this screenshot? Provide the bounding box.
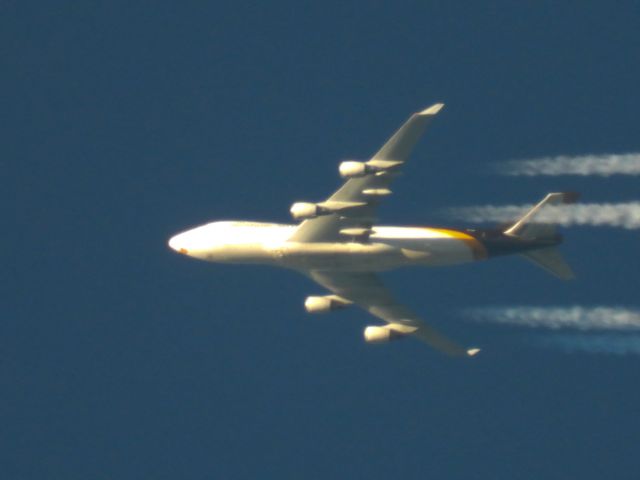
[504,192,579,239]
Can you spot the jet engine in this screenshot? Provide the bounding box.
[339,161,370,178]
[290,200,367,220]
[363,325,404,343]
[339,159,404,179]
[290,202,323,220]
[304,295,351,314]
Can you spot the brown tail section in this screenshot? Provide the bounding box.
[504,192,578,280]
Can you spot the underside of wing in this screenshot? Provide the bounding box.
[289,104,444,243]
[307,270,480,357]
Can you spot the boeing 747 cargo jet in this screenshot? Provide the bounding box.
[168,104,576,356]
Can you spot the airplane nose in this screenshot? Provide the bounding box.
[168,235,189,254]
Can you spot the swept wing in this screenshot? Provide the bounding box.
[308,270,480,357]
[289,104,444,243]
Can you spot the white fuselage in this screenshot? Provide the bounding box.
[168,221,486,272]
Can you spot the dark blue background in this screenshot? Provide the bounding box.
[4,2,640,478]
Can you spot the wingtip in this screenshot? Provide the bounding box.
[548,191,580,204]
[466,348,481,357]
[561,191,581,204]
[419,103,445,115]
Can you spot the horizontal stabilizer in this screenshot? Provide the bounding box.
[521,247,575,280]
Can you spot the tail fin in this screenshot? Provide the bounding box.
[504,192,579,239]
[504,192,579,280]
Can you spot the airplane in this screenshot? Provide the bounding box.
[168,104,577,357]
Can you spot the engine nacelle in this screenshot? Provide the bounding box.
[290,202,322,220]
[291,200,368,221]
[304,296,333,313]
[304,295,351,314]
[363,325,404,344]
[339,161,370,179]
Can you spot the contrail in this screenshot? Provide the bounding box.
[466,306,640,331]
[446,202,640,229]
[499,153,640,176]
[534,334,640,355]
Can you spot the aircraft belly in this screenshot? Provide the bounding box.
[275,238,477,271]
[390,238,474,266]
[412,239,474,265]
[191,235,482,272]
[278,242,404,271]
[372,227,487,265]
[201,244,275,264]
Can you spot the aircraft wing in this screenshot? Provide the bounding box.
[289,104,445,243]
[307,270,479,357]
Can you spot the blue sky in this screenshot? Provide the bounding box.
[4,2,640,478]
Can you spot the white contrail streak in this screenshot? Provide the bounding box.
[535,334,640,355]
[447,202,640,229]
[466,306,640,331]
[499,153,640,176]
